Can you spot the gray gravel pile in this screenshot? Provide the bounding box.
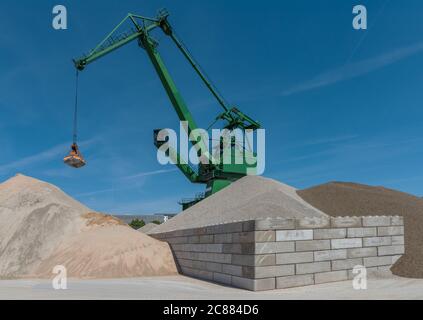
[151,175,327,234]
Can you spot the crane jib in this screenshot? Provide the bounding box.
[71,9,261,209]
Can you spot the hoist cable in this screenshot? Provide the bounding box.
[73,70,79,144]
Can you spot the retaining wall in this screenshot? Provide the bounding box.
[151,216,404,291]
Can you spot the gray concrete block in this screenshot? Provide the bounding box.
[347,227,377,238]
[363,256,393,267]
[197,252,231,264]
[331,238,362,249]
[194,227,209,236]
[332,258,363,271]
[255,241,295,254]
[231,276,276,291]
[219,222,244,234]
[222,243,254,254]
[206,225,218,235]
[166,236,188,244]
[214,233,232,244]
[184,244,223,253]
[276,274,314,289]
[259,231,278,242]
[347,247,377,258]
[296,217,330,229]
[207,223,243,235]
[171,230,186,237]
[188,236,200,244]
[242,220,256,232]
[213,272,232,285]
[170,244,184,252]
[222,245,241,256]
[296,240,331,252]
[205,262,223,273]
[378,226,404,236]
[378,245,405,256]
[276,252,314,264]
[315,270,348,284]
[296,261,331,275]
[363,236,391,247]
[255,218,296,231]
[331,217,362,228]
[222,264,243,277]
[181,266,214,281]
[362,216,391,227]
[191,260,207,270]
[391,216,404,226]
[314,228,346,240]
[177,259,193,268]
[233,231,276,243]
[392,236,404,245]
[314,249,347,261]
[244,265,295,279]
[276,230,313,241]
[199,235,214,244]
[174,251,194,260]
[232,254,275,267]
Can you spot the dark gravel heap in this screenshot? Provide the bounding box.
[297,182,423,278]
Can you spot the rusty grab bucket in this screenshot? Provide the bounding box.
[64,143,86,168]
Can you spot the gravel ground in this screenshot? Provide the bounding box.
[0,275,422,300]
[297,182,423,278]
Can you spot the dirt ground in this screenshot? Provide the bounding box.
[0,275,422,300]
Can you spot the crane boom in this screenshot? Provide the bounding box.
[73,9,261,209]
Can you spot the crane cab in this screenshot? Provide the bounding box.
[64,143,86,168]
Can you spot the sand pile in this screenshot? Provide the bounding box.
[0,174,177,279]
[151,176,327,234]
[298,182,423,278]
[138,223,158,234]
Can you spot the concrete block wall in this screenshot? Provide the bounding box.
[151,216,404,291]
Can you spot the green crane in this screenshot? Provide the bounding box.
[74,9,261,209]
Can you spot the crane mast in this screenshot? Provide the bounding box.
[74,9,261,209]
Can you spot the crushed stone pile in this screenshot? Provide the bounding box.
[0,174,177,279]
[298,182,423,279]
[151,175,327,234]
[138,223,158,234]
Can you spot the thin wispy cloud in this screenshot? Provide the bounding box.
[75,168,178,197]
[0,137,99,175]
[76,187,119,198]
[281,42,423,96]
[122,168,178,180]
[286,134,359,149]
[0,143,67,174]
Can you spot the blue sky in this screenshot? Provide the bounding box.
[1,0,422,214]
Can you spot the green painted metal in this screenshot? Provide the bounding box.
[73,9,261,209]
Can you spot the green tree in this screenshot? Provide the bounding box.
[129,218,145,229]
[151,220,162,225]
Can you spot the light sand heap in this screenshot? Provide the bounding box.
[298,182,423,279]
[151,175,327,234]
[0,174,178,279]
